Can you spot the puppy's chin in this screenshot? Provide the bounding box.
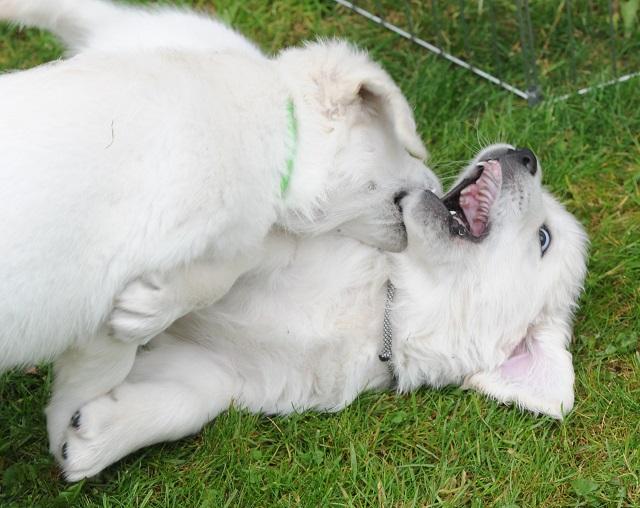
[337,220,408,252]
[371,224,408,253]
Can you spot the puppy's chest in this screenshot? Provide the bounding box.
[289,288,385,368]
[281,278,383,340]
[330,295,382,339]
[264,293,387,411]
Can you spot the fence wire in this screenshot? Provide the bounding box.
[333,0,640,104]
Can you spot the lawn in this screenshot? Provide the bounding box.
[0,1,638,506]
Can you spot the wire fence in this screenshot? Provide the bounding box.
[333,0,640,105]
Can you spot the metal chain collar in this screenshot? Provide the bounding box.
[378,280,395,363]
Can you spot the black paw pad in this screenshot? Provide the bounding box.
[70,410,81,429]
[61,442,68,460]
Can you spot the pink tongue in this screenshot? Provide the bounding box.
[459,160,502,237]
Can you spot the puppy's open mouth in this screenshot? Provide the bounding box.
[441,160,502,238]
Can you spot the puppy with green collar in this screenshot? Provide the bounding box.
[0,0,439,463]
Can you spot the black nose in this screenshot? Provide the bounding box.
[513,147,537,175]
[394,190,408,210]
[394,190,408,206]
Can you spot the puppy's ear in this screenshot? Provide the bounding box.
[312,43,427,160]
[462,318,575,419]
[354,78,427,160]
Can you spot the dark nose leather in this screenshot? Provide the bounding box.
[503,148,538,175]
[393,190,408,209]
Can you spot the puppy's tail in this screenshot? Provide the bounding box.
[0,0,119,52]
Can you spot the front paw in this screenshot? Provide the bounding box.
[110,275,184,344]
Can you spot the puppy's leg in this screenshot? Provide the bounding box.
[0,0,115,52]
[57,336,235,481]
[110,255,258,344]
[0,0,263,59]
[46,330,138,462]
[49,256,257,454]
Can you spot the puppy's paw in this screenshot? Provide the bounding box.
[47,402,79,460]
[110,275,184,344]
[59,394,126,481]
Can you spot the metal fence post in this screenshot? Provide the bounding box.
[515,0,542,105]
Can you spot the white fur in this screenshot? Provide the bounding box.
[52,145,587,481]
[0,0,438,459]
[0,0,264,57]
[1,1,588,481]
[0,0,439,366]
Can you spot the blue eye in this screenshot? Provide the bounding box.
[539,225,551,256]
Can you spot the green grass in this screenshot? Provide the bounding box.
[351,0,640,97]
[1,1,639,506]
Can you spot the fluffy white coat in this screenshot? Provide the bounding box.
[58,145,587,481]
[0,0,438,462]
[1,1,587,482]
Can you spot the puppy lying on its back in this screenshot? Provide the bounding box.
[53,145,588,481]
[0,0,439,455]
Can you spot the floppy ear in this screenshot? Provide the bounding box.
[355,78,427,160]
[462,318,575,419]
[313,44,427,160]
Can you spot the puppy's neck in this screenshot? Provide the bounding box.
[388,254,471,392]
[272,80,344,236]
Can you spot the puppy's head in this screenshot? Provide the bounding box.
[276,40,440,252]
[395,144,588,418]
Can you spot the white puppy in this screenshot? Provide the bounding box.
[0,0,439,456]
[51,146,588,480]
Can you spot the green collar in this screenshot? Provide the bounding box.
[280,98,298,196]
